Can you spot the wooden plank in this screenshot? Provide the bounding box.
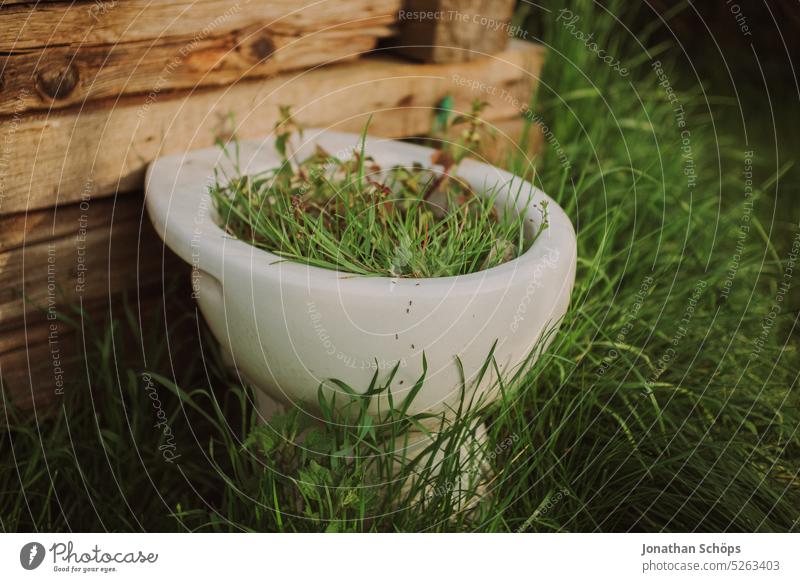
[0,0,402,49]
[0,317,79,409]
[1,190,118,253]
[394,0,516,63]
[0,24,394,115]
[0,193,179,329]
[0,282,189,410]
[0,190,191,409]
[0,40,545,215]
[0,0,59,4]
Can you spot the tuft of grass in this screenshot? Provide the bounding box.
[1,0,797,533]
[210,102,547,278]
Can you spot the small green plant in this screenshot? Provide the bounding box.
[210,102,548,278]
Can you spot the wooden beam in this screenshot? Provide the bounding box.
[0,24,395,115]
[0,40,545,215]
[0,189,192,409]
[394,0,516,63]
[0,0,402,49]
[0,317,80,409]
[0,283,190,410]
[0,193,179,329]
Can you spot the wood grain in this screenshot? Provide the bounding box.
[0,193,178,329]
[0,316,79,409]
[0,0,402,49]
[394,0,516,63]
[0,283,190,410]
[0,189,191,408]
[0,25,394,115]
[0,40,545,215]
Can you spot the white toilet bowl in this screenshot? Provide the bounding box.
[145,130,577,423]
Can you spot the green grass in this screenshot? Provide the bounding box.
[1,0,798,532]
[211,102,545,278]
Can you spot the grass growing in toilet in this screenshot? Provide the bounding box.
[210,102,548,278]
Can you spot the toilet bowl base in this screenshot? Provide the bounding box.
[250,387,492,511]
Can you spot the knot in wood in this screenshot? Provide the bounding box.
[36,62,79,100]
